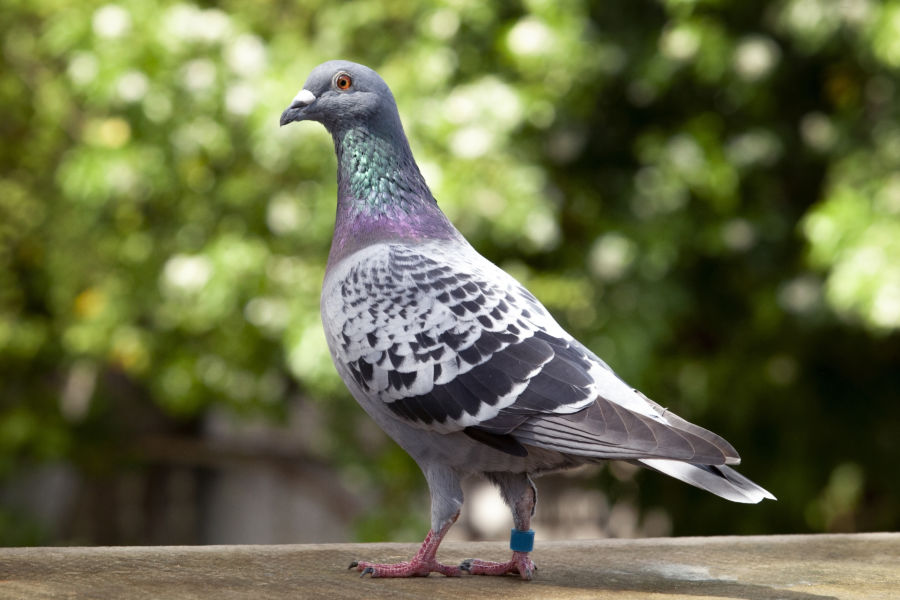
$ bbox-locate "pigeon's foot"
[460,551,536,580]
[349,515,461,578]
[349,558,461,578]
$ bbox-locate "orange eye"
[334,73,352,91]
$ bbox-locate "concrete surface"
[1,533,897,599]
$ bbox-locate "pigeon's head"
[279,60,399,133]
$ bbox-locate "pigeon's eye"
[334,73,353,91]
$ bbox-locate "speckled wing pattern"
[322,241,737,464]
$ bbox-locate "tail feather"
[639,458,776,504]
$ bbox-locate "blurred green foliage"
[2,0,899,544]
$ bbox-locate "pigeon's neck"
[328,123,458,265]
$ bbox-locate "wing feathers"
[508,398,731,464]
[637,391,742,464]
[327,243,750,469]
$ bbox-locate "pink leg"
[349,513,461,578]
[460,473,537,580]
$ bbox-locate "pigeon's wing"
[322,241,734,465]
[322,242,576,429]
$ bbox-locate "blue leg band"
[509,528,535,552]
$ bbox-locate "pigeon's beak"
[280,89,317,126]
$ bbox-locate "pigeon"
[280,60,775,580]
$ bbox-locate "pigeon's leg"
[350,465,463,578]
[461,472,537,580]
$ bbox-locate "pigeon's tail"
[638,459,776,504]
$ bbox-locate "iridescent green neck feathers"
[328,124,458,265]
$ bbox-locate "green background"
[2,0,899,545]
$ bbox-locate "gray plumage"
[281,60,774,579]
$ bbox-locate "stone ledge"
[1,533,897,599]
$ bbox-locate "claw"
[348,561,358,570]
[360,566,375,578]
